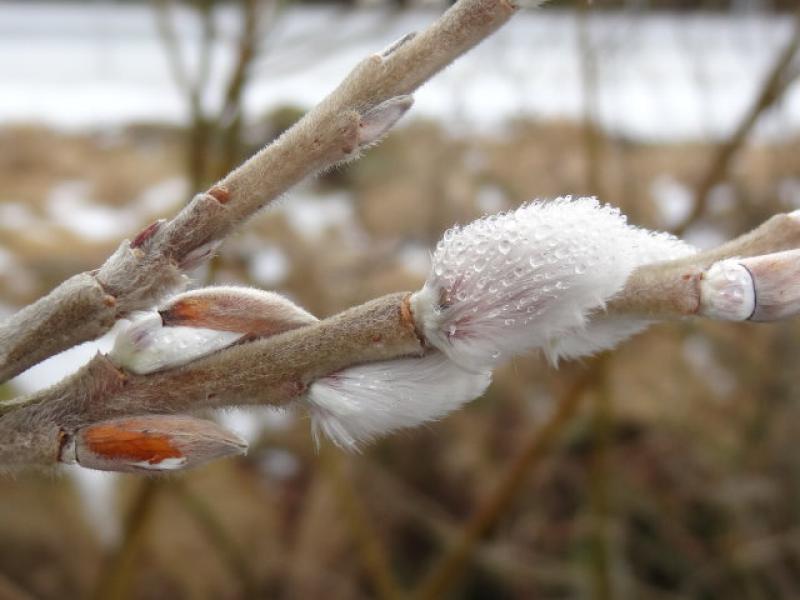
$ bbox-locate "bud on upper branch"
[110,286,317,374]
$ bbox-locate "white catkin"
[109,313,244,375]
[306,353,492,451]
[410,197,696,368]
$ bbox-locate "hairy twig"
[607,211,800,320]
[0,293,421,468]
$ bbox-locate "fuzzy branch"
[0,0,518,384]
[607,212,800,320]
[0,292,421,469]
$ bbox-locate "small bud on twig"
[160,286,317,335]
[743,249,800,322]
[110,286,317,374]
[358,96,414,147]
[379,32,417,58]
[700,260,756,321]
[67,416,247,473]
[410,197,695,368]
[700,250,800,322]
[306,352,491,451]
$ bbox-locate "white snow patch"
[684,223,729,250]
[475,184,509,215]
[216,407,295,445]
[9,323,122,394]
[258,448,300,480]
[136,176,187,217]
[0,5,798,142]
[64,465,121,547]
[651,174,694,229]
[398,243,430,278]
[280,189,355,239]
[0,202,40,230]
[682,334,735,398]
[778,178,800,210]
[249,245,289,286]
[47,180,134,242]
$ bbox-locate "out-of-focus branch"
[217,0,274,177]
[322,449,404,600]
[90,479,163,600]
[154,0,220,191]
[171,480,258,596]
[673,9,800,236]
[411,360,602,600]
[0,0,519,384]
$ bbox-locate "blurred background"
[1,0,800,598]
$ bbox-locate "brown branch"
[3,206,800,470]
[411,360,603,600]
[673,8,800,236]
[90,479,163,600]
[322,449,404,600]
[171,479,258,596]
[0,292,422,468]
[0,0,518,384]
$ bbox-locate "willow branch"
[672,8,800,236]
[0,0,518,384]
[0,292,422,468]
[607,212,800,320]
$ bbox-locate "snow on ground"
[0,2,799,142]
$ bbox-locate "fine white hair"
[306,352,491,451]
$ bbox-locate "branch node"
[207,185,231,204]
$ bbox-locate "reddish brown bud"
[71,416,247,473]
[159,286,317,337]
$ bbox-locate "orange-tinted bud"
[71,416,247,473]
[160,286,317,336]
